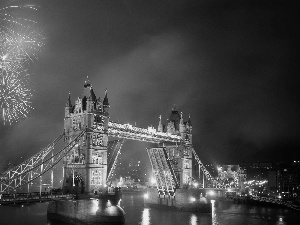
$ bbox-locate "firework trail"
[0,62,33,125]
[0,1,44,125]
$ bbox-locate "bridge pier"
[47,197,125,225]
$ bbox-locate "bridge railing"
[0,131,85,193]
[0,133,64,181]
[191,148,224,189]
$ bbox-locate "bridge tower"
[156,107,193,188]
[63,80,109,194]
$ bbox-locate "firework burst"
[0,62,33,125]
[0,1,44,125]
[0,2,44,63]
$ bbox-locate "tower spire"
[188,114,192,126]
[103,88,109,106]
[158,115,163,132]
[180,112,184,125]
[66,92,72,107]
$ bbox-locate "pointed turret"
[169,104,180,132]
[89,85,97,102]
[86,91,93,113]
[103,89,109,106]
[180,112,183,125]
[82,78,97,112]
[188,114,192,126]
[179,112,186,137]
[65,92,72,116]
[96,97,102,112]
[185,114,192,144]
[158,115,163,132]
[186,114,192,133]
[66,92,72,107]
[103,89,109,117]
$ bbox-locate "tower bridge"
[0,80,232,200]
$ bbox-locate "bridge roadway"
[0,192,74,205]
[108,122,182,143]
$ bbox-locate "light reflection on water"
[0,193,299,225]
[211,200,219,225]
[276,216,286,225]
[141,208,150,225]
[190,214,197,225]
[90,199,99,214]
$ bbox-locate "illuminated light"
[193,182,198,188]
[151,178,156,184]
[208,191,215,196]
[190,197,196,202]
[144,193,149,199]
[141,208,150,225]
[107,200,112,207]
[190,214,197,225]
[90,199,99,214]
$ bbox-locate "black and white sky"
[0,0,299,169]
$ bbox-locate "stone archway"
[74,173,85,194]
[64,173,85,194]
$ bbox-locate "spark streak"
[0,2,44,125]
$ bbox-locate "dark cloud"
[1,0,299,170]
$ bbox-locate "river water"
[0,192,299,225]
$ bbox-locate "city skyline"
[0,0,299,170]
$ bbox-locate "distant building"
[217,165,246,191]
[269,161,300,197]
[240,162,272,181]
[240,161,300,198]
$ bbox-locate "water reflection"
[141,208,150,225]
[189,214,197,225]
[211,200,219,225]
[91,199,99,214]
[276,216,286,225]
[2,193,300,225]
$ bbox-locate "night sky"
[0,0,299,171]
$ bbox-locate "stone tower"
[63,80,109,194]
[158,108,193,187]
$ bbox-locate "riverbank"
[232,195,300,211]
